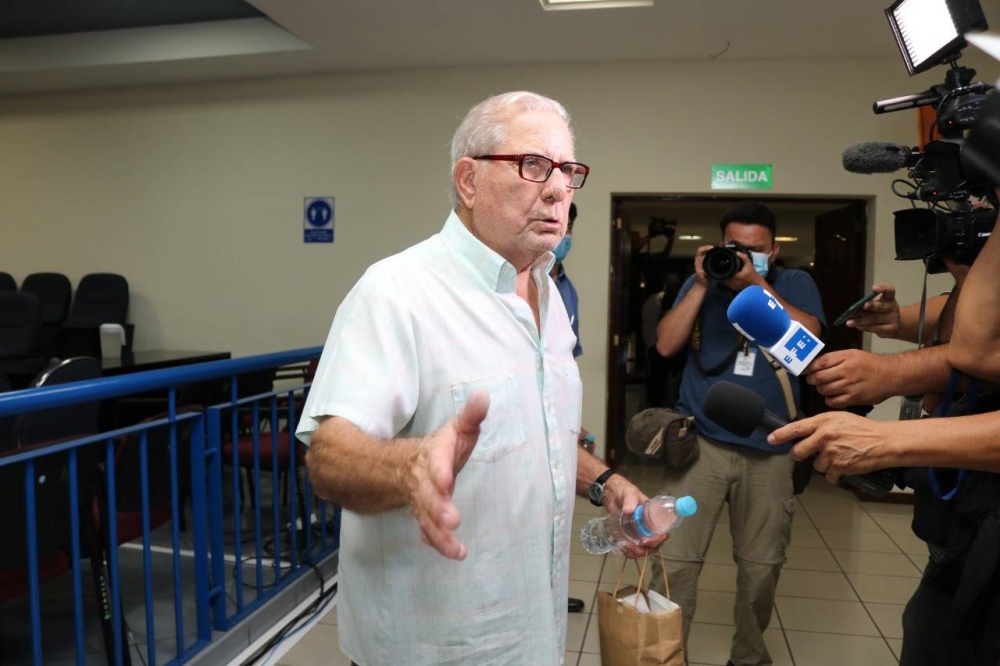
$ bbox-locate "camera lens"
[704,247,742,281]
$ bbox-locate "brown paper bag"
[596,551,685,666]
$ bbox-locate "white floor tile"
[776,569,859,601]
[784,546,842,572]
[831,550,922,577]
[686,622,734,665]
[789,526,826,549]
[775,597,879,636]
[820,529,902,553]
[566,612,589,653]
[568,579,599,612]
[865,602,905,640]
[570,553,605,583]
[577,653,601,666]
[317,603,338,627]
[703,538,735,565]
[276,623,351,666]
[800,507,882,532]
[889,532,930,557]
[695,564,738,593]
[692,590,781,629]
[785,630,898,666]
[581,613,600,654]
[870,514,916,536]
[846,573,920,605]
[886,637,904,660]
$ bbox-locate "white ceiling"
[4,0,997,96]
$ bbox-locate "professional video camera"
[841,0,998,272]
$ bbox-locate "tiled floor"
[277,467,921,665]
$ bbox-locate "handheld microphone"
[702,381,897,495]
[727,285,824,376]
[842,142,920,174]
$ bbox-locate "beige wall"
[2,55,997,448]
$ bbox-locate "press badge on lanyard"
[734,348,756,377]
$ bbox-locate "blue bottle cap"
[675,496,698,518]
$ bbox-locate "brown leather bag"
[625,408,699,470]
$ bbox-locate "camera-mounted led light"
[886,0,988,75]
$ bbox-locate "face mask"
[553,234,573,263]
[750,250,771,277]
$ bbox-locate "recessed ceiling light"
[775,236,798,242]
[539,0,653,10]
[677,235,703,241]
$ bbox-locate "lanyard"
[927,369,979,500]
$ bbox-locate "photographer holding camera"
[652,201,824,666]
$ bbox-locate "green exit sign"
[712,164,773,190]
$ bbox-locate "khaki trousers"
[650,434,795,666]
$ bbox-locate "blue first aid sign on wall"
[304,197,334,243]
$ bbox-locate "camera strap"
[691,271,779,377]
[899,263,934,420]
[927,369,977,501]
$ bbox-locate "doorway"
[605,195,869,468]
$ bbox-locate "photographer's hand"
[767,412,894,484]
[724,250,764,292]
[693,245,713,287]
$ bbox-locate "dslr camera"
[703,241,753,282]
[843,0,998,273]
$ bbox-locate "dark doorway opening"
[605,194,869,468]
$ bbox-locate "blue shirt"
[673,268,826,453]
[554,265,582,358]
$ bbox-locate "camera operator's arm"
[950,205,1000,380]
[805,345,953,408]
[656,245,711,357]
[726,253,823,337]
[768,410,1000,482]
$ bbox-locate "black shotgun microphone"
[842,141,919,174]
[703,381,784,436]
[702,381,897,495]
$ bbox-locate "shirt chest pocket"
[557,362,584,436]
[452,374,527,463]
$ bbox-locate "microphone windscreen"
[727,285,790,347]
[703,381,766,438]
[842,141,911,174]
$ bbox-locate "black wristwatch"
[588,469,617,507]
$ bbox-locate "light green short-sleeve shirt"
[298,212,583,665]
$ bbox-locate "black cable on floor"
[238,561,336,666]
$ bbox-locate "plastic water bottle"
[579,495,698,555]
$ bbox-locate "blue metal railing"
[0,346,339,666]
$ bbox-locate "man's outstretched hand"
[407,391,490,561]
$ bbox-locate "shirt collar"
[440,211,555,294]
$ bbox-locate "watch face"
[589,483,603,504]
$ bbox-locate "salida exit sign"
[711,164,773,190]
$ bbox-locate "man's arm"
[305,391,489,561]
[656,245,712,357]
[804,345,954,408]
[306,416,420,512]
[575,447,666,557]
[950,206,1000,379]
[768,410,1000,481]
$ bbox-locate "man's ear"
[771,242,781,261]
[454,158,478,208]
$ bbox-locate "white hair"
[449,91,574,208]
